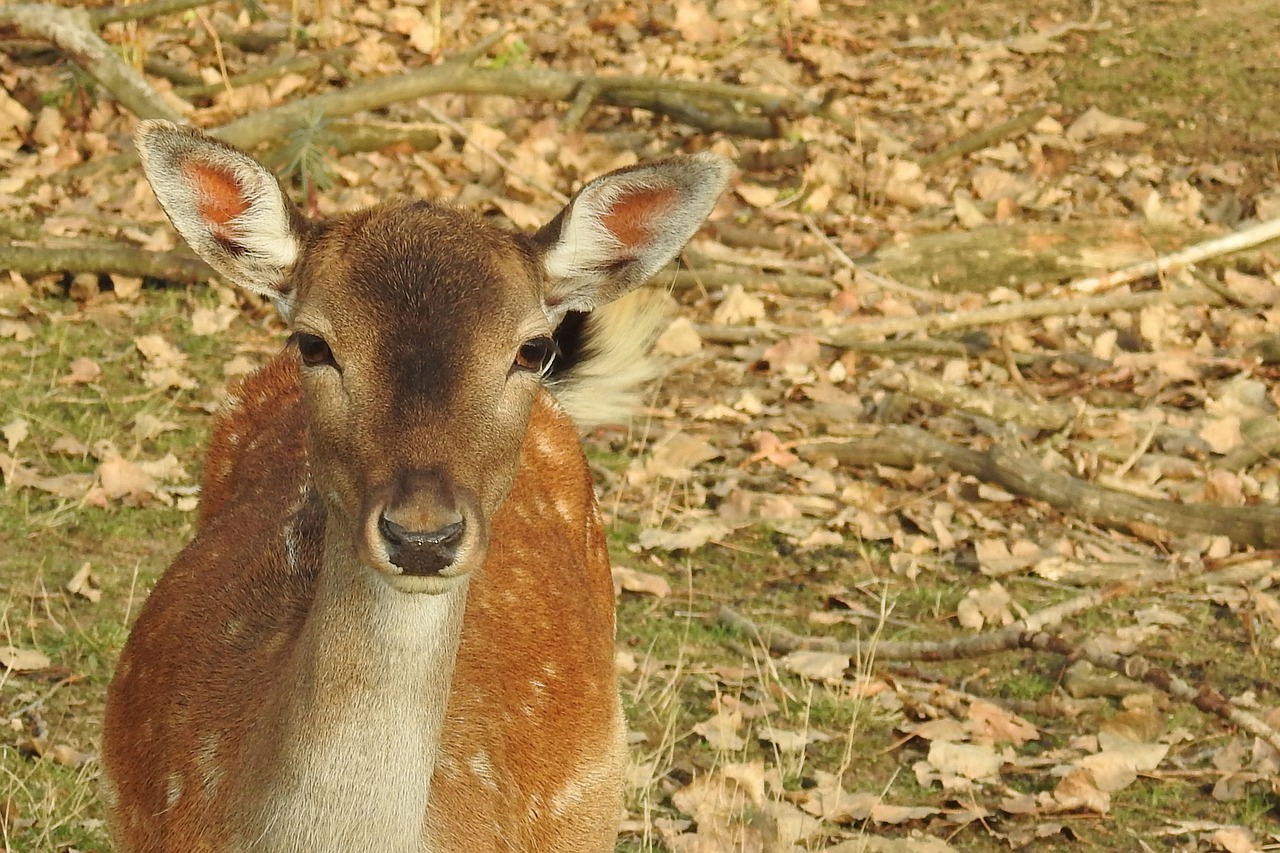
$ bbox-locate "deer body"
[103,122,730,852]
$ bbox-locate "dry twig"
[0,3,183,122]
[803,425,1280,548]
[1068,216,1280,294]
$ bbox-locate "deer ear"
[534,152,733,320]
[134,120,304,311]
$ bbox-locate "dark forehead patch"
[298,202,544,407]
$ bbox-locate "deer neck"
[243,511,468,853]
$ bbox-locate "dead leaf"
[1052,768,1110,813]
[49,434,88,457]
[1065,107,1148,142]
[59,357,101,385]
[134,413,180,441]
[637,520,735,552]
[643,432,720,480]
[0,646,50,672]
[759,724,829,752]
[96,456,159,505]
[3,418,29,452]
[956,581,1015,631]
[612,566,671,598]
[48,743,94,769]
[673,0,721,44]
[655,317,702,357]
[749,431,799,467]
[694,706,746,751]
[779,649,850,683]
[711,285,765,325]
[966,700,1038,746]
[735,183,779,208]
[926,740,1005,781]
[190,304,238,336]
[65,562,102,603]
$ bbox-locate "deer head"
[134,120,732,594]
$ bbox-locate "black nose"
[378,515,465,576]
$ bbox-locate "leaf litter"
[1,0,1279,850]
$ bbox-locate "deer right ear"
[134,120,304,310]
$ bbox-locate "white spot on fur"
[197,733,223,795]
[165,772,184,809]
[469,751,498,791]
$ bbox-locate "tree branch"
[0,4,184,123]
[803,425,1280,548]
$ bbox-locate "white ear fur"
[539,152,733,319]
[134,120,301,308]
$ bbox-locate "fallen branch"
[1,243,213,283]
[919,105,1050,170]
[1026,632,1280,755]
[0,4,184,122]
[665,266,832,298]
[823,284,1224,344]
[803,425,1280,548]
[174,50,347,99]
[211,64,792,151]
[878,366,1075,431]
[86,0,218,26]
[1068,216,1280,294]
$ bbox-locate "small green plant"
[487,38,529,70]
[272,112,339,211]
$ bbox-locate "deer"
[101,119,731,853]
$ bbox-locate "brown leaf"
[96,456,159,505]
[60,357,101,385]
[65,562,102,603]
[693,707,746,751]
[3,418,28,452]
[190,304,239,336]
[1065,107,1148,142]
[779,650,850,683]
[0,646,51,672]
[611,566,671,598]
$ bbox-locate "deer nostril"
[377,515,465,576]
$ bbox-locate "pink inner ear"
[602,186,677,248]
[183,162,249,228]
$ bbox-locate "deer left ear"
[533,152,733,321]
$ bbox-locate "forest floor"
[1,0,1279,850]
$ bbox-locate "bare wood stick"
[663,266,832,298]
[824,284,1223,345]
[1069,217,1280,294]
[807,426,1280,548]
[87,0,219,26]
[878,366,1074,431]
[0,243,213,283]
[1026,632,1280,755]
[802,215,943,302]
[211,65,786,151]
[0,4,184,123]
[918,105,1049,169]
[174,50,345,99]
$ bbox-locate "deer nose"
[377,514,465,576]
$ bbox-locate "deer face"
[134,120,731,594]
[285,206,554,590]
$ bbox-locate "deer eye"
[293,332,338,370]
[513,336,559,375]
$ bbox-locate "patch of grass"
[0,289,274,851]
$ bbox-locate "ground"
[0,0,1278,851]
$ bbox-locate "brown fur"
[106,121,729,853]
[104,356,621,851]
